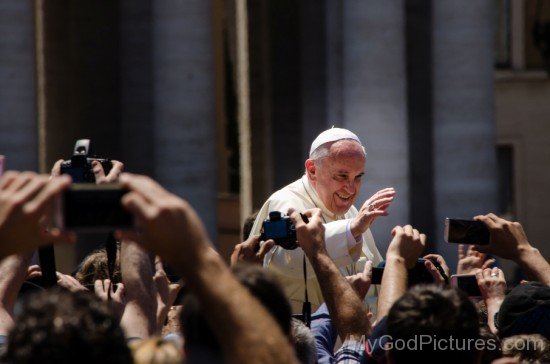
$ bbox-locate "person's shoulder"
[269,178,303,200]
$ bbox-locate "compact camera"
[53,183,134,233]
[261,211,298,250]
[60,139,112,183]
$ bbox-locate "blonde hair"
[130,337,183,364]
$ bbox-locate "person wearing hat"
[248,127,396,313]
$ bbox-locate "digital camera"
[53,183,134,233]
[60,139,112,183]
[261,211,298,250]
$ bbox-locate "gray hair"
[309,139,366,164]
[291,318,318,364]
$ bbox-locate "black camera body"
[261,211,298,250]
[60,139,111,183]
[54,183,134,233]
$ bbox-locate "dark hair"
[180,263,291,356]
[242,211,259,241]
[386,284,480,364]
[2,288,132,364]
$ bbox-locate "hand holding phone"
[444,218,490,245]
[450,274,482,298]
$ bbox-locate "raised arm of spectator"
[118,173,298,364]
[153,256,182,333]
[0,253,32,335]
[0,172,74,260]
[377,225,426,319]
[474,214,550,284]
[119,239,157,339]
[476,267,507,335]
[290,208,371,340]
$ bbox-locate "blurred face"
[306,140,366,215]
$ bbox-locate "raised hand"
[457,244,495,275]
[351,187,395,237]
[230,235,275,267]
[0,172,74,258]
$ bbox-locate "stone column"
[152,0,218,240]
[432,1,497,269]
[342,0,410,250]
[0,1,37,171]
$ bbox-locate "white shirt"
[249,175,383,312]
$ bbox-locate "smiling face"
[306,140,366,216]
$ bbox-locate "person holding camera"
[248,127,396,312]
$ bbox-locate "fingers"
[112,282,125,298]
[104,160,124,182]
[458,244,465,259]
[474,214,497,230]
[475,269,484,283]
[25,175,71,218]
[51,159,64,177]
[363,260,373,280]
[121,191,152,222]
[230,244,242,266]
[257,239,275,260]
[481,258,496,270]
[4,172,36,194]
[154,255,165,274]
[92,160,107,182]
[391,225,404,236]
[424,260,444,284]
[94,279,105,295]
[0,171,19,189]
[119,173,169,203]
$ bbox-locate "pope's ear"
[305,159,316,180]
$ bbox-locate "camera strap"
[302,253,311,328]
[105,232,117,300]
[38,244,58,287]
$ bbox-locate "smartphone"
[371,267,384,285]
[54,183,134,233]
[450,274,482,298]
[370,258,445,286]
[444,218,490,245]
[0,155,5,177]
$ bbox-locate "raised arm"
[0,254,32,335]
[119,240,157,339]
[290,208,371,340]
[376,225,426,319]
[474,213,550,284]
[118,173,298,364]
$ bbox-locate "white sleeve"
[265,219,360,279]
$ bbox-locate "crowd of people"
[0,128,548,363]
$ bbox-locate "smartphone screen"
[444,218,490,245]
[451,274,482,298]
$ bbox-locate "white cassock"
[249,174,383,313]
